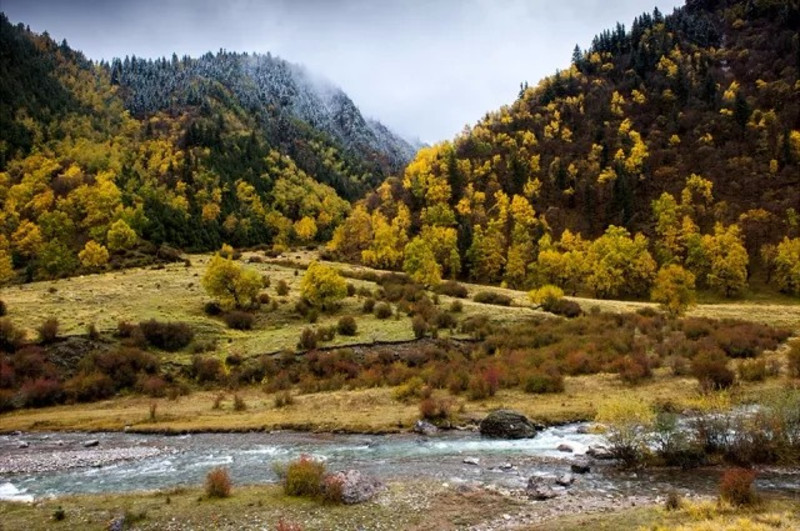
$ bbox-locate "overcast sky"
[2,0,683,143]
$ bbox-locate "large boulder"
[526,476,558,500]
[327,470,384,504]
[479,410,542,439]
[413,420,438,436]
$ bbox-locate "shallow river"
[1,424,798,503]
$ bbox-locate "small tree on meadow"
[650,264,696,317]
[300,261,347,311]
[78,240,110,269]
[202,246,262,310]
[403,236,441,287]
[106,219,138,251]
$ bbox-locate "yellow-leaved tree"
[702,223,749,297]
[650,264,696,317]
[300,261,347,310]
[403,236,442,287]
[202,247,263,310]
[106,219,138,251]
[78,240,110,269]
[0,249,13,285]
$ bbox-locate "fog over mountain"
[2,0,683,143]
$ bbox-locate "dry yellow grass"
[0,367,790,434]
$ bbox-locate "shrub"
[0,318,23,352]
[64,371,116,402]
[617,353,653,384]
[411,315,428,339]
[337,316,358,336]
[192,356,223,383]
[691,349,735,391]
[361,298,376,315]
[0,299,6,316]
[596,396,655,467]
[449,300,463,313]
[224,311,255,330]
[306,308,319,324]
[52,506,66,521]
[419,396,452,421]
[274,390,294,408]
[87,323,100,341]
[205,467,232,498]
[433,311,457,330]
[523,368,565,394]
[284,456,325,498]
[434,280,468,298]
[346,283,356,297]
[19,377,64,407]
[738,359,768,382]
[547,299,583,318]
[787,342,800,378]
[203,301,223,316]
[139,320,194,351]
[233,394,247,411]
[374,302,392,319]
[298,328,318,350]
[664,490,682,511]
[116,320,137,338]
[529,285,564,308]
[275,520,303,531]
[136,374,168,398]
[719,468,757,506]
[321,474,345,505]
[276,279,290,296]
[258,292,271,305]
[473,291,512,306]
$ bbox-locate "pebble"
[463,457,480,466]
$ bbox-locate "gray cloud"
[2,0,684,143]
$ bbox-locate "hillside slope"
[0,14,414,282]
[329,0,800,297]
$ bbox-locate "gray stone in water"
[587,445,613,460]
[413,420,438,436]
[555,473,575,487]
[18,441,29,449]
[327,470,383,504]
[526,476,558,500]
[463,457,480,466]
[479,410,542,439]
[571,463,591,474]
[557,443,574,453]
[498,462,514,470]
[83,439,100,448]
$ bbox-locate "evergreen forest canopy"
[328,0,800,299]
[0,13,414,282]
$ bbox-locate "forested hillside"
[329,0,800,298]
[0,13,414,283]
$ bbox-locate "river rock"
[413,420,438,436]
[557,443,574,453]
[587,445,613,460]
[327,470,383,504]
[83,439,100,448]
[108,515,125,531]
[463,457,480,466]
[479,410,542,439]
[570,463,591,474]
[555,473,574,486]
[17,442,29,449]
[526,476,558,500]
